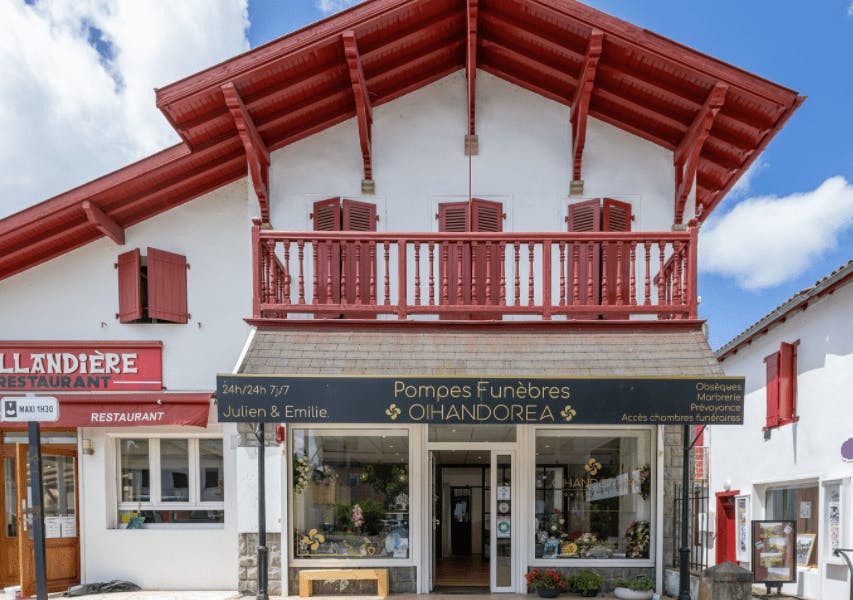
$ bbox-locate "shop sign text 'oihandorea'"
[0,342,163,391]
[216,375,745,425]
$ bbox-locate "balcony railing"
[251,222,698,321]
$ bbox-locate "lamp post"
[678,424,692,600]
[255,423,268,600]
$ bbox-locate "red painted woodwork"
[715,491,739,565]
[0,0,803,284]
[312,198,343,306]
[567,199,601,308]
[466,0,478,137]
[116,249,143,323]
[82,200,125,245]
[764,341,799,430]
[602,198,632,308]
[570,29,603,183]
[147,248,189,324]
[342,199,377,306]
[222,82,271,224]
[252,223,698,321]
[342,31,373,183]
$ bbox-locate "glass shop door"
[490,451,514,592]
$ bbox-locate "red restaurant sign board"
[0,341,162,391]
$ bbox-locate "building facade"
[0,0,802,596]
[709,262,853,600]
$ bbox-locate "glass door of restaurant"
[7,442,80,596]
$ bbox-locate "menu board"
[752,520,796,584]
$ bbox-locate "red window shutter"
[602,198,632,308]
[116,249,143,323]
[602,198,632,232]
[470,198,503,232]
[439,202,472,308]
[764,351,781,429]
[567,199,601,306]
[778,342,798,424]
[147,247,189,323]
[312,198,341,305]
[342,199,377,306]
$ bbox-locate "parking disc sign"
[1,396,60,422]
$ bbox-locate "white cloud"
[314,0,363,15]
[0,0,249,219]
[699,176,853,290]
[727,157,766,199]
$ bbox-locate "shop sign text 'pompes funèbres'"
[216,375,745,425]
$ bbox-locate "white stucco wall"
[709,280,853,600]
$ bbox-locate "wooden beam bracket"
[343,30,375,193]
[82,200,125,245]
[222,81,271,224]
[465,0,479,154]
[570,29,604,191]
[674,82,728,223]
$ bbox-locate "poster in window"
[828,501,841,551]
[735,495,750,563]
[799,501,812,519]
[795,533,816,567]
[752,520,796,584]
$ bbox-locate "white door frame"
[420,441,521,593]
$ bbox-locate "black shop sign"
[216,375,744,425]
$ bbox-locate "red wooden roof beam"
[466,0,478,139]
[342,30,374,190]
[570,29,603,186]
[81,200,125,245]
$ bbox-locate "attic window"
[116,248,189,324]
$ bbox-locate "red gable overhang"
[0,0,802,282]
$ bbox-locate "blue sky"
[2,0,851,350]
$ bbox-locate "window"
[311,198,377,315]
[534,429,653,561]
[116,437,223,526]
[767,483,818,567]
[437,198,504,316]
[292,428,409,559]
[116,247,189,324]
[567,198,633,307]
[764,341,798,430]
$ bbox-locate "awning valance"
[1,392,213,428]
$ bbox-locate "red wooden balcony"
[251,221,698,322]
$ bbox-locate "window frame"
[529,426,656,568]
[288,424,418,567]
[113,433,224,529]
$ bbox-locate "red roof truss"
[0,0,803,282]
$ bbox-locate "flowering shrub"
[525,568,569,591]
[625,519,650,558]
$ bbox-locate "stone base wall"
[287,566,417,595]
[239,533,282,595]
[663,424,689,569]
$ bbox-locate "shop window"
[534,429,653,561]
[764,341,798,430]
[292,428,410,559]
[116,437,223,527]
[767,483,819,567]
[116,247,189,324]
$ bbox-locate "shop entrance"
[0,431,80,597]
[426,426,516,593]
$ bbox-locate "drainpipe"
[678,424,691,600]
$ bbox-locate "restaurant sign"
[216,375,745,425]
[0,342,163,391]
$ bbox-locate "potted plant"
[525,568,569,598]
[613,575,655,600]
[570,569,602,597]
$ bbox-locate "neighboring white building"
[0,0,803,597]
[709,261,853,600]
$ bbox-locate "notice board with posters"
[752,520,796,584]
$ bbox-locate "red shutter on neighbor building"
[342,199,377,305]
[147,247,189,323]
[567,199,601,305]
[470,199,503,306]
[778,341,798,425]
[312,197,342,305]
[439,202,472,309]
[116,248,143,323]
[764,351,781,429]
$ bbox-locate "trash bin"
[4,585,22,600]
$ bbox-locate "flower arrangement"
[352,504,364,529]
[570,569,603,596]
[625,520,650,558]
[575,532,599,554]
[293,454,311,494]
[614,575,654,591]
[525,568,569,592]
